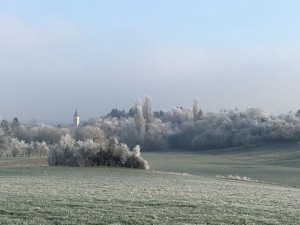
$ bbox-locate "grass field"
[143,144,300,187]
[0,145,299,225]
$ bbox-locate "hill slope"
[0,146,299,224]
[143,145,300,187]
[0,166,299,225]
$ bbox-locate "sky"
[0,0,300,124]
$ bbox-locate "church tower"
[73,109,80,127]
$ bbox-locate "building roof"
[74,109,78,117]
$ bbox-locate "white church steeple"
[73,109,80,127]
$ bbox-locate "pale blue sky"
[0,0,300,123]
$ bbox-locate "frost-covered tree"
[144,118,170,151]
[295,109,300,118]
[74,125,105,146]
[163,107,193,125]
[35,141,49,158]
[0,128,7,156]
[0,120,13,156]
[118,118,140,149]
[134,99,145,146]
[31,124,69,144]
[142,96,154,125]
[59,134,75,150]
[134,100,144,131]
[100,117,121,137]
[0,120,12,135]
[48,134,79,166]
[25,142,35,157]
[10,138,26,157]
[193,97,202,121]
[12,124,30,143]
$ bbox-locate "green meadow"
[0,145,299,225]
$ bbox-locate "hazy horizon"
[1,1,300,124]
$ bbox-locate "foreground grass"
[0,164,299,225]
[1,146,300,224]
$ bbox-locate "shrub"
[48,135,149,170]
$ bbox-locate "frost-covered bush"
[91,138,149,169]
[35,141,49,158]
[10,138,26,157]
[125,153,150,170]
[48,135,149,170]
[48,135,83,166]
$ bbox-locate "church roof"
[74,109,78,117]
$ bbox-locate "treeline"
[93,97,300,151]
[1,96,300,161]
[0,118,149,169]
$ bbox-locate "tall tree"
[0,120,13,154]
[143,96,153,131]
[193,97,201,121]
[134,99,145,147]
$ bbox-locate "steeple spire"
[74,109,78,117]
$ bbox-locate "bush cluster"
[48,135,149,170]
